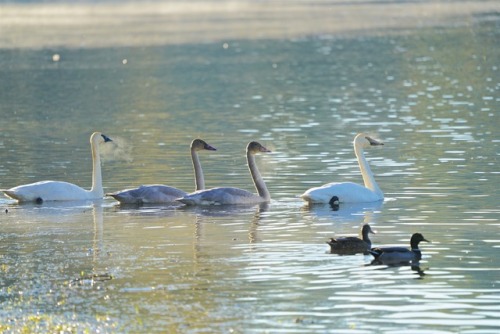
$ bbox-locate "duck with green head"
[369,233,430,265]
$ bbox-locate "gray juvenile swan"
[107,139,216,204]
[177,141,271,205]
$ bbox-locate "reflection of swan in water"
[302,201,382,254]
[107,139,216,204]
[4,199,106,216]
[1,132,113,203]
[191,203,267,265]
[301,133,384,205]
[303,200,383,221]
[91,203,104,268]
[71,202,112,286]
[178,142,271,206]
[181,202,269,217]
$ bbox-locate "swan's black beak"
[204,143,217,151]
[101,134,113,143]
[366,136,383,146]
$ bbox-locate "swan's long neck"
[90,138,104,197]
[247,152,270,201]
[354,143,382,196]
[191,149,205,191]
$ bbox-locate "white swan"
[301,133,384,204]
[1,132,112,203]
[107,139,216,204]
[177,141,271,205]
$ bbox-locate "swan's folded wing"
[108,185,187,204]
[178,187,260,205]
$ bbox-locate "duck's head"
[247,141,271,154]
[410,233,430,249]
[361,224,376,236]
[354,133,383,148]
[191,139,217,151]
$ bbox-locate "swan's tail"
[176,197,195,206]
[106,192,140,204]
[300,192,314,203]
[106,192,122,200]
[1,189,25,202]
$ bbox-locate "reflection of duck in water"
[369,233,430,265]
[327,224,375,255]
[411,264,426,279]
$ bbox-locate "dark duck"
[369,233,430,265]
[327,224,376,254]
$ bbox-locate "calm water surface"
[0,8,499,334]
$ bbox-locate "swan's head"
[247,141,271,155]
[191,139,217,151]
[91,132,113,144]
[354,133,383,148]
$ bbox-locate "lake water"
[0,1,499,333]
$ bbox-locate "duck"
[1,132,112,203]
[177,141,271,205]
[327,224,376,254]
[301,133,384,205]
[369,233,430,264]
[107,139,216,204]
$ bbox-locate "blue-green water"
[0,3,499,333]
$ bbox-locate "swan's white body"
[178,141,271,206]
[107,139,216,204]
[301,133,384,204]
[1,132,112,203]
